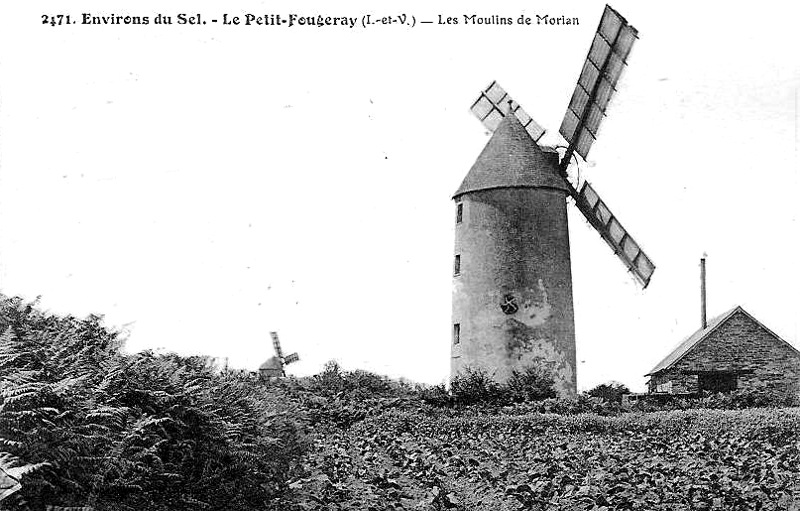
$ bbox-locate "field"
[1,296,798,510]
[285,402,800,511]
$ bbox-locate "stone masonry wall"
[649,372,697,394]
[666,310,800,396]
[451,187,576,396]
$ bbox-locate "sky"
[0,1,798,392]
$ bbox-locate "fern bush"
[0,295,307,510]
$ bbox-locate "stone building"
[646,306,800,395]
[451,112,576,396]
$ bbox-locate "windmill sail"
[270,332,284,360]
[575,181,655,287]
[560,5,638,162]
[470,81,546,142]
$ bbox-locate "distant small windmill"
[452,5,654,396]
[259,331,300,378]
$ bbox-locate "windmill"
[451,5,653,397]
[259,331,300,378]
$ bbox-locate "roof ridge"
[734,306,800,357]
[645,305,742,376]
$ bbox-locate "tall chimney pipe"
[700,253,707,329]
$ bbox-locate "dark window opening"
[456,203,463,224]
[453,254,461,276]
[453,323,460,345]
[500,294,519,315]
[698,372,737,393]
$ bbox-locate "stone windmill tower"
[451,5,654,396]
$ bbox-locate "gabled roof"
[646,305,800,376]
[453,112,567,199]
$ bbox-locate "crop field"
[287,406,800,511]
[2,297,798,510]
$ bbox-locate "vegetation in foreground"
[0,296,305,510]
[276,363,800,511]
[1,295,799,510]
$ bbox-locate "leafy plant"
[285,405,800,510]
[421,364,556,407]
[505,364,557,402]
[449,367,503,406]
[586,381,630,404]
[415,382,451,407]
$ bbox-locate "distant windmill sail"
[270,332,284,360]
[265,331,300,377]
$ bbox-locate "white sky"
[0,1,798,392]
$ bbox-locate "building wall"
[648,371,696,394]
[451,187,576,396]
[654,311,800,395]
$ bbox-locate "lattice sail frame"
[270,332,284,360]
[559,5,638,161]
[467,8,653,288]
[575,181,655,287]
[270,331,299,371]
[470,81,546,143]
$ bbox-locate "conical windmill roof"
[454,113,567,199]
[259,356,283,370]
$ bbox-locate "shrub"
[629,388,800,412]
[586,381,630,404]
[343,369,415,400]
[0,294,308,510]
[416,382,451,407]
[440,363,557,407]
[505,364,557,402]
[312,359,346,396]
[304,361,415,401]
[449,367,503,406]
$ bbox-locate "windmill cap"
[453,112,567,199]
[259,356,282,370]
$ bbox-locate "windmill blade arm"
[270,332,284,359]
[559,5,638,167]
[575,181,655,288]
[470,80,546,142]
